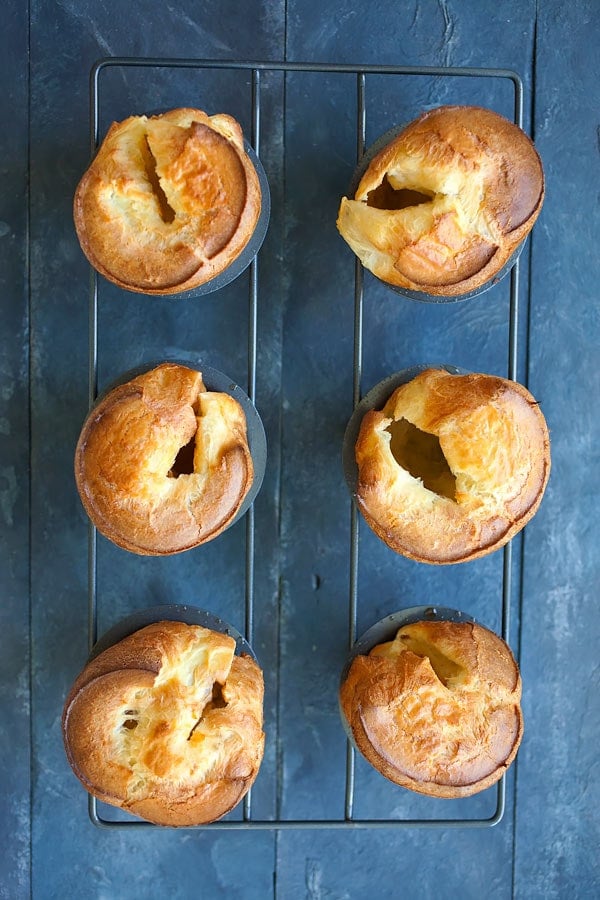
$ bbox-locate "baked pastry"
[337,105,544,296]
[74,108,262,293]
[62,620,265,825]
[340,618,523,798]
[354,367,550,564]
[75,363,254,554]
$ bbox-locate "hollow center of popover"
[167,393,202,478]
[188,681,229,739]
[386,417,456,500]
[140,134,177,224]
[395,633,465,687]
[170,434,197,477]
[366,175,433,211]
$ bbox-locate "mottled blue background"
[1,2,599,898]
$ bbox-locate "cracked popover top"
[337,105,544,296]
[74,108,261,293]
[74,363,254,555]
[354,368,550,563]
[340,619,523,798]
[62,620,265,825]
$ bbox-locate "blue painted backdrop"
[1,2,598,898]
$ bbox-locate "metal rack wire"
[85,57,524,829]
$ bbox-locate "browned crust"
[340,620,523,798]
[62,621,265,826]
[336,105,544,295]
[354,368,551,564]
[74,363,254,555]
[73,108,262,294]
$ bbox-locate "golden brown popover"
[340,618,522,797]
[337,106,544,296]
[74,108,262,293]
[75,363,254,555]
[354,368,550,563]
[63,620,265,826]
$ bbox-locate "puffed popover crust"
[75,363,254,555]
[62,620,265,826]
[355,368,550,564]
[340,619,523,798]
[337,105,544,295]
[74,108,261,293]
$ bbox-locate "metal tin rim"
[88,603,257,663]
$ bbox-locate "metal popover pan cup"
[346,123,525,304]
[86,356,267,533]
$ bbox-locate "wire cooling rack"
[85,57,525,829]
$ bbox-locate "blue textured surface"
[1,1,599,898]
[0,4,30,899]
